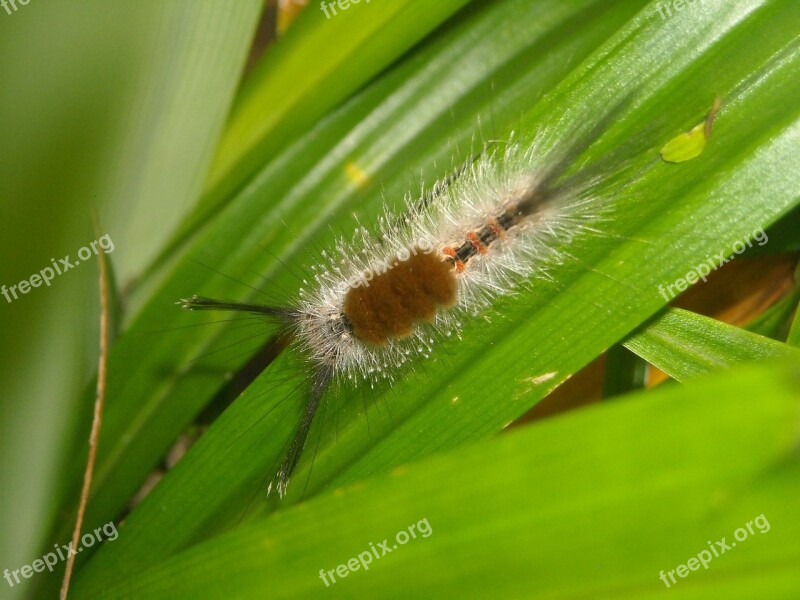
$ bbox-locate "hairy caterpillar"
[181,118,625,498]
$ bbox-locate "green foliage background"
[0,0,798,598]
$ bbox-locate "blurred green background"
[1,1,798,598]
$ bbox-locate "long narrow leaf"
[73,361,800,599]
[623,307,800,381]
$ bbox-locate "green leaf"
[58,0,650,561]
[153,0,473,274]
[0,2,261,594]
[623,307,800,381]
[659,97,721,163]
[101,1,264,284]
[21,0,800,590]
[72,361,800,599]
[787,304,800,348]
[602,345,647,398]
[745,280,800,340]
[787,263,800,347]
[64,0,800,590]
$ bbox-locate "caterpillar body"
[181,131,613,497]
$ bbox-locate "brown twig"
[60,215,110,600]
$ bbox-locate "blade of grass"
[603,345,648,398]
[73,361,800,599]
[745,277,800,340]
[787,263,800,347]
[100,1,264,285]
[148,0,473,282]
[70,0,800,583]
[623,307,800,381]
[0,2,259,593]
[787,308,800,347]
[56,0,646,561]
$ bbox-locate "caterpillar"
[180,116,626,498]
